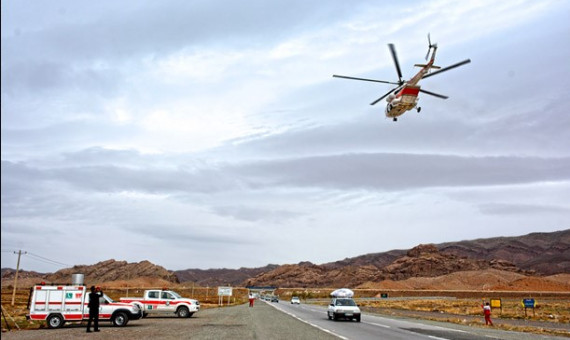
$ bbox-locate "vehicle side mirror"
[329,303,334,306]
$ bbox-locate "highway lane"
[266,300,566,340]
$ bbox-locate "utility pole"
[126,267,130,297]
[11,250,27,306]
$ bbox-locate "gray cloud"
[479,203,569,215]
[3,153,568,197]
[231,154,570,191]
[211,205,301,223]
[122,223,253,246]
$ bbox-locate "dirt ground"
[363,306,570,337]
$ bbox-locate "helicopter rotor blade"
[419,88,448,99]
[422,59,471,79]
[425,33,431,60]
[370,85,404,106]
[332,75,400,85]
[388,44,403,84]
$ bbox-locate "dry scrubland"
[3,285,570,337]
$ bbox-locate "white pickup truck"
[120,290,200,318]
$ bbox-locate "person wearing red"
[248,294,255,307]
[481,302,493,326]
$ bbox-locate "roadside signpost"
[218,286,232,306]
[490,298,502,314]
[522,298,536,316]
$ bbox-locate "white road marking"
[368,314,468,333]
[265,301,348,340]
[427,336,450,340]
[365,321,391,328]
[428,324,469,333]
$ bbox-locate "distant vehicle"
[333,34,471,121]
[290,296,301,304]
[270,296,279,303]
[120,289,200,318]
[327,298,361,322]
[27,283,142,329]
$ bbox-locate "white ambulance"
[27,283,143,329]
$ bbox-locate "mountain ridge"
[2,229,568,288]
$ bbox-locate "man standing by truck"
[87,286,103,332]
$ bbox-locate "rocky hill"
[437,229,570,275]
[243,244,534,288]
[174,265,279,287]
[46,259,179,284]
[1,259,178,288]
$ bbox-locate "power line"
[25,255,67,268]
[1,249,70,268]
[27,252,70,267]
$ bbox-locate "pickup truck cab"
[120,290,200,318]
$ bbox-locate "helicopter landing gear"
[417,107,422,113]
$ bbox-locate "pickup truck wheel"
[47,314,64,329]
[112,311,129,327]
[177,306,190,318]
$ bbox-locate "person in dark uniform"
[87,286,103,332]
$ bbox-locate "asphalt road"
[2,300,568,339]
[271,300,569,340]
[1,301,338,340]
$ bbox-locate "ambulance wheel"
[177,306,190,318]
[112,311,129,327]
[47,314,64,329]
[142,312,149,318]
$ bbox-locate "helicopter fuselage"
[385,86,420,118]
[385,47,437,119]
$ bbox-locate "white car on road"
[290,296,300,304]
[327,298,361,322]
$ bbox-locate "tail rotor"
[425,33,436,60]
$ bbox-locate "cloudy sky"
[2,0,569,273]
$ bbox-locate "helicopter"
[333,34,471,121]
